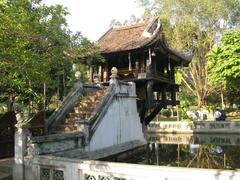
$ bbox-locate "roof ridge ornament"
[109,15,146,28]
[142,17,161,38]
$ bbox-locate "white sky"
[41,0,144,42]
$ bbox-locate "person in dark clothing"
[214,107,226,121]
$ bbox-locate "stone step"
[64,118,77,124]
[0,164,13,180]
[69,112,92,119]
[0,173,12,180]
[55,124,76,132]
[52,130,79,134]
[79,99,100,105]
[52,88,108,134]
[73,107,94,114]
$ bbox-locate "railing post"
[14,113,30,180]
[14,114,30,164]
[76,120,90,145]
[109,67,118,85]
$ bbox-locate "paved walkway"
[0,158,14,180]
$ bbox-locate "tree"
[138,0,240,107]
[0,0,102,113]
[207,30,240,106]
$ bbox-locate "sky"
[41,0,144,41]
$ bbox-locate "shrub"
[161,109,171,118]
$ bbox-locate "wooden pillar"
[146,48,152,76]
[162,88,167,108]
[103,64,108,82]
[98,65,102,82]
[128,53,132,71]
[135,61,139,78]
[170,62,175,82]
[167,54,171,79]
[147,80,154,109]
[171,87,176,106]
[89,66,93,82]
[140,60,145,73]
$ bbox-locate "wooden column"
[170,62,175,82]
[128,53,132,71]
[162,88,167,108]
[103,64,108,82]
[135,61,139,78]
[167,54,171,79]
[171,87,177,106]
[98,65,102,82]
[147,80,154,109]
[89,66,93,82]
[146,48,152,76]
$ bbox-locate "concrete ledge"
[52,140,146,159]
[31,131,83,143]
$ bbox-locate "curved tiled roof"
[97,19,161,54]
[97,18,192,65]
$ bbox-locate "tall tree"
[208,30,240,106]
[0,0,102,113]
[138,0,240,107]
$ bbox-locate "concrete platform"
[52,140,146,159]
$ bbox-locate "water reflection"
[144,133,240,170]
[103,134,240,170]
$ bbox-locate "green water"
[125,134,240,170]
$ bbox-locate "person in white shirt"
[214,107,222,121]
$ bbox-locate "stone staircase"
[53,88,107,133]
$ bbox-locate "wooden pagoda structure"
[88,17,191,124]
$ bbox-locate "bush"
[161,109,171,118]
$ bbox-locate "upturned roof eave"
[99,30,161,56]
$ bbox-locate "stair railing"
[46,80,84,134]
[88,84,116,138]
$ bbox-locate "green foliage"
[207,30,240,104]
[0,0,102,113]
[161,109,171,118]
[208,31,240,81]
[137,0,240,107]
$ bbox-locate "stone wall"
[87,81,146,151]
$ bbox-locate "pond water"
[119,133,240,170]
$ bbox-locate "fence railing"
[24,155,240,180]
[46,81,84,133]
[148,121,240,134]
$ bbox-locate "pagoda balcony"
[116,67,175,84]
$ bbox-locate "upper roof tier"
[97,17,192,66]
[97,18,160,53]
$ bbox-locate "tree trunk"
[7,94,14,112]
[197,93,206,108]
[221,90,225,109]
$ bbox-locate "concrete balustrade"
[148,121,240,134]
[27,132,84,155]
[24,155,240,180]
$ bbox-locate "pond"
[117,133,240,170]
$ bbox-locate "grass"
[227,116,240,121]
